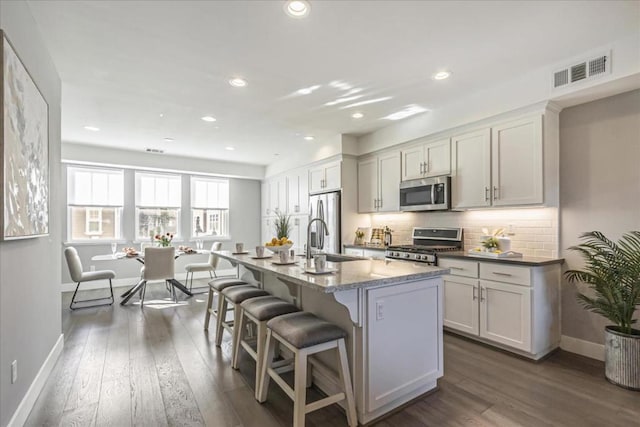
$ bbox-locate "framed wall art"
[1,30,49,240]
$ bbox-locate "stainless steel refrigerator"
[308,191,341,254]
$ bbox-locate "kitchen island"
[215,251,449,424]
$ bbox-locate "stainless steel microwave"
[399,176,451,211]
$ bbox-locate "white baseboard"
[560,335,605,361]
[60,269,237,292]
[8,334,64,427]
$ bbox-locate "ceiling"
[28,1,640,165]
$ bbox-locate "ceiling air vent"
[145,148,164,154]
[552,51,610,89]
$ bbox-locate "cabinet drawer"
[438,258,478,278]
[480,263,530,286]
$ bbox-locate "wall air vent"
[552,51,610,89]
[145,148,164,154]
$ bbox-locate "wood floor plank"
[160,309,243,427]
[130,355,168,427]
[95,377,132,427]
[63,327,109,412]
[59,402,98,427]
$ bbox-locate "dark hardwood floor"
[25,282,640,426]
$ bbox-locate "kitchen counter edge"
[437,251,564,266]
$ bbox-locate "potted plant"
[274,210,292,239]
[565,231,640,390]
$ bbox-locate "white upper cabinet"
[286,168,309,214]
[491,116,543,206]
[452,115,544,209]
[268,176,286,214]
[358,151,401,213]
[401,138,451,181]
[451,128,492,209]
[358,158,378,213]
[309,160,341,193]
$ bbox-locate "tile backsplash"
[364,207,558,258]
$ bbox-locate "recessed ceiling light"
[304,135,315,141]
[351,112,364,119]
[201,116,217,122]
[433,70,451,80]
[163,137,175,142]
[225,146,235,151]
[83,126,100,132]
[284,0,310,18]
[159,113,164,118]
[229,77,247,87]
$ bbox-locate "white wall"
[559,89,640,345]
[0,3,63,426]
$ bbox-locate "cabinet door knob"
[419,162,424,174]
[493,186,499,200]
[473,287,478,300]
[485,187,490,202]
[480,287,486,302]
[424,162,429,173]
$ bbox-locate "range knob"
[404,253,410,259]
[414,254,421,260]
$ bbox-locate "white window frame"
[135,171,182,240]
[67,165,124,242]
[190,176,230,239]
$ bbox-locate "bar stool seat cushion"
[222,285,269,304]
[209,277,248,291]
[267,312,347,349]
[241,296,299,321]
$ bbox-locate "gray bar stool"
[216,285,270,347]
[231,296,300,398]
[257,312,357,427]
[204,277,249,331]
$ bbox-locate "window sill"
[191,236,231,242]
[64,239,128,246]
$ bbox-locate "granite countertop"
[343,243,387,250]
[437,251,564,266]
[215,250,449,293]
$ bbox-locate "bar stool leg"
[215,296,228,347]
[337,339,358,427]
[258,329,276,402]
[254,321,268,399]
[293,350,309,427]
[204,287,214,330]
[232,308,246,369]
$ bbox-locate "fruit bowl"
[266,243,293,254]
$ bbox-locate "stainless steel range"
[385,227,463,265]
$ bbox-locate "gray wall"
[559,89,640,344]
[0,3,63,426]
[60,163,261,284]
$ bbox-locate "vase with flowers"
[155,232,174,247]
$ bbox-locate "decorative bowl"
[266,243,293,254]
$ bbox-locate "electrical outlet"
[507,224,515,236]
[376,300,384,320]
[90,265,96,272]
[11,360,17,384]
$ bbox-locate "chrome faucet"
[306,218,329,260]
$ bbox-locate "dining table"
[91,249,210,305]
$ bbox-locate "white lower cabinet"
[479,279,531,351]
[439,257,560,359]
[443,275,479,335]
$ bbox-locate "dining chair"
[184,241,222,290]
[64,246,116,310]
[140,246,176,307]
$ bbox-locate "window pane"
[191,177,229,209]
[136,172,181,207]
[69,206,121,240]
[68,166,123,206]
[136,208,180,240]
[192,208,228,237]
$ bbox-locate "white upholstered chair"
[184,241,222,290]
[64,246,116,310]
[140,247,176,307]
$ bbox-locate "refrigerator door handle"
[318,199,325,249]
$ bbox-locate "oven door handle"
[431,185,435,205]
